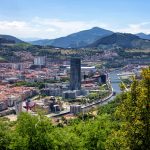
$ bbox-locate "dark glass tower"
[70,57,81,90]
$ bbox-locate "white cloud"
[114,22,150,34]
[0,20,39,37]
[0,17,150,39]
[0,21,26,29]
[0,17,109,39]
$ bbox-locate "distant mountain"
[0,35,24,44]
[31,39,53,46]
[136,33,150,40]
[88,33,150,49]
[20,37,43,42]
[30,27,113,48]
[0,38,15,44]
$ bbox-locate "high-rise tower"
[70,57,81,90]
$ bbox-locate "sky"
[0,0,150,39]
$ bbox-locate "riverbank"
[50,73,120,118]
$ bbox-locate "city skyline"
[0,0,150,39]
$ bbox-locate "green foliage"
[10,113,53,150]
[98,94,122,116]
[80,114,112,150]
[14,43,32,48]
[106,67,150,150]
[0,68,149,149]
[88,92,99,100]
[50,128,82,150]
[88,86,110,103]
[60,77,69,82]
[15,81,45,89]
[121,78,132,85]
[0,120,11,150]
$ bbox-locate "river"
[50,70,123,117]
[89,70,122,106]
[109,70,122,94]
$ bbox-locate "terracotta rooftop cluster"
[0,85,36,102]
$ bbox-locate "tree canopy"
[0,67,149,150]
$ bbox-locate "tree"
[10,112,54,150]
[106,67,150,150]
[0,120,11,150]
[50,127,82,150]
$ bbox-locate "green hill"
[88,33,150,49]
[0,35,24,44]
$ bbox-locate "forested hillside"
[0,67,149,150]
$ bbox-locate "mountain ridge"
[30,27,113,48]
[0,34,24,44]
[1,28,150,49]
[136,33,150,40]
[88,33,150,49]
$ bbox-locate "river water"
[51,70,123,116]
[99,70,122,105]
[108,70,122,94]
[81,70,122,110]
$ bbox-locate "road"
[49,78,115,118]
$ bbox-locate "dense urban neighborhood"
[0,0,150,149]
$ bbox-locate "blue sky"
[0,0,150,39]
